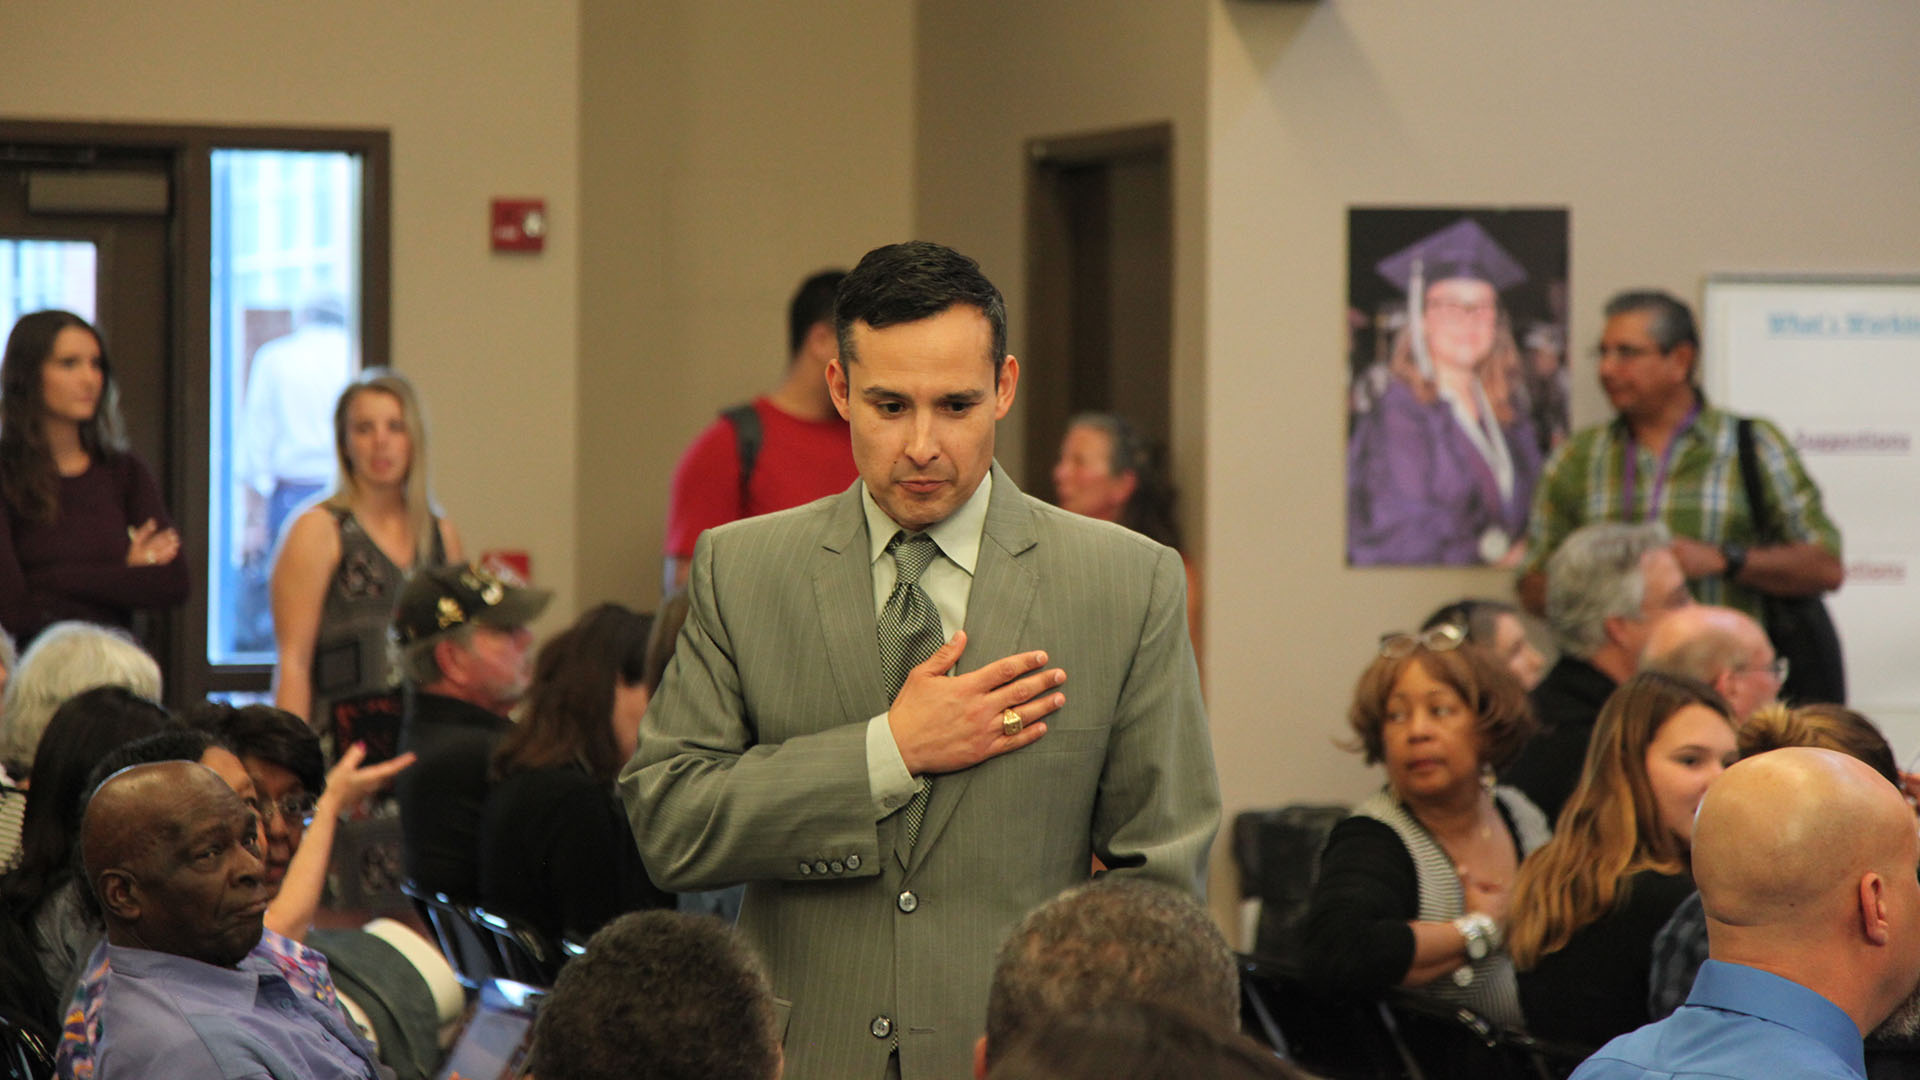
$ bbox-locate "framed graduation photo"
[1345,207,1570,567]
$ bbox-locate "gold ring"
[1000,709,1023,737]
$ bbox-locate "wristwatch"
[1453,912,1500,961]
[1720,542,1749,581]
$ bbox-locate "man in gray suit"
[621,240,1219,1080]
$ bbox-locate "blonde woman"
[1509,671,1737,1048]
[270,369,462,734]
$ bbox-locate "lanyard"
[1622,402,1700,522]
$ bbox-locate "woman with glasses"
[1507,671,1737,1049]
[1347,220,1544,567]
[185,702,414,940]
[1302,625,1546,1029]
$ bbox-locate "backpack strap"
[1734,417,1778,542]
[721,403,763,511]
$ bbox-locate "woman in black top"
[479,604,672,942]
[1508,672,1738,1049]
[1303,624,1546,1030]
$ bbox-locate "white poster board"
[1704,276,1920,746]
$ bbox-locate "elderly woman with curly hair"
[1303,624,1545,1029]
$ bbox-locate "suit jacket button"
[870,1015,893,1039]
[897,890,919,913]
[813,860,830,875]
[846,853,861,870]
[830,860,845,874]
[799,862,812,875]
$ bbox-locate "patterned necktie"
[878,531,942,849]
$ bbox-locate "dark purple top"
[1347,379,1543,566]
[0,454,189,643]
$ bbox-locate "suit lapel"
[906,464,1038,876]
[813,483,886,727]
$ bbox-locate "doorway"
[1022,123,1173,500]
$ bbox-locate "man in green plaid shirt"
[1518,290,1842,631]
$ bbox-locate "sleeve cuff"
[866,713,918,817]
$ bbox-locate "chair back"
[398,879,497,989]
[1233,804,1349,963]
[0,1011,51,1080]
[468,906,564,988]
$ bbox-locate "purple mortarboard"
[1376,217,1527,294]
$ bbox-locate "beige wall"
[914,1,1211,513]
[575,0,916,613]
[0,0,584,634]
[1205,0,1920,923]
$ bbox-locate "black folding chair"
[0,1011,52,1080]
[469,906,565,988]
[398,878,497,990]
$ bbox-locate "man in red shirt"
[662,269,856,592]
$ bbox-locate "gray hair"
[1604,290,1699,353]
[394,623,474,686]
[1545,522,1672,658]
[984,879,1237,1068]
[0,622,162,779]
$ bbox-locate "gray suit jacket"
[620,465,1219,1080]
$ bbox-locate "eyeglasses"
[1589,343,1664,362]
[1378,623,1467,658]
[1741,656,1790,683]
[249,792,320,826]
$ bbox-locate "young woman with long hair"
[270,368,462,733]
[1509,670,1738,1048]
[0,311,187,646]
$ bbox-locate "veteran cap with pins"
[390,562,552,647]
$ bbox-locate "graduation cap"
[1376,217,1528,294]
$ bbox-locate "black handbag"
[1735,418,1847,704]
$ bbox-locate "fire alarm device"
[491,198,547,253]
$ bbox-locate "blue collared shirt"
[1573,959,1865,1080]
[92,938,383,1080]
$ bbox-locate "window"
[207,149,364,665]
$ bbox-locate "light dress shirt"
[65,928,383,1080]
[1572,959,1865,1080]
[860,471,994,817]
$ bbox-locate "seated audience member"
[392,563,550,900]
[1504,523,1691,823]
[986,1000,1303,1080]
[1422,597,1548,691]
[0,624,22,856]
[1509,672,1737,1049]
[61,719,436,1080]
[77,761,387,1079]
[1640,603,1785,723]
[187,702,417,940]
[0,621,162,867]
[529,909,779,1080]
[1572,747,1920,1080]
[0,687,173,1040]
[480,604,673,942]
[1648,702,1902,1021]
[978,878,1239,1077]
[1302,627,1545,1031]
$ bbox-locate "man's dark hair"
[787,269,847,358]
[183,701,326,796]
[84,729,220,796]
[834,241,1007,377]
[984,879,1238,1068]
[531,910,779,1080]
[1605,289,1699,355]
